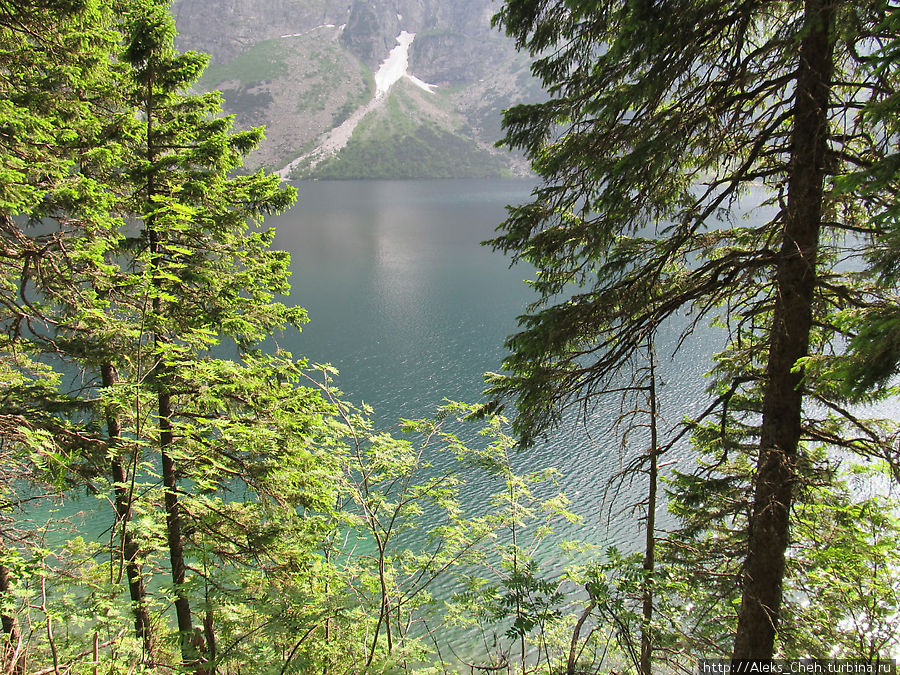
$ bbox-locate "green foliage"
[329,73,373,126]
[307,84,513,180]
[0,0,497,670]
[487,0,899,446]
[488,0,900,662]
[815,306,900,402]
[784,470,900,659]
[661,453,900,662]
[3,0,900,671]
[312,123,512,179]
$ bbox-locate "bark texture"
[159,391,195,650]
[732,0,836,658]
[0,562,24,674]
[640,344,659,675]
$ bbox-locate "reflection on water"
[271,179,541,420]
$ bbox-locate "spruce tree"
[827,10,900,406]
[115,0,300,664]
[1,0,126,667]
[3,0,325,668]
[489,0,899,659]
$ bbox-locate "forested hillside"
[1,0,899,673]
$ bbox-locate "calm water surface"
[272,179,535,419]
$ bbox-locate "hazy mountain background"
[170,0,541,178]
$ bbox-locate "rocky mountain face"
[170,0,540,178]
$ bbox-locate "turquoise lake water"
[269,178,723,550]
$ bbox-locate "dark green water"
[25,178,894,664]
[35,179,752,553]
[271,179,537,420]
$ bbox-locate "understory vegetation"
[1,0,899,673]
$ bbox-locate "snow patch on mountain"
[277,31,436,177]
[374,31,436,97]
[280,24,337,39]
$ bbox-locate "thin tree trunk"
[566,601,596,675]
[159,389,195,655]
[144,71,196,660]
[0,562,25,674]
[640,342,658,675]
[101,363,155,660]
[203,608,216,670]
[146,205,196,665]
[733,0,835,658]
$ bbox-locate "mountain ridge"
[171,0,539,178]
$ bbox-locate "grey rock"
[172,0,539,178]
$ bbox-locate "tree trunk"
[640,342,658,675]
[0,562,25,674]
[145,97,195,660]
[159,390,195,657]
[146,204,195,661]
[733,0,835,658]
[101,363,156,660]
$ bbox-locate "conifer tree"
[826,10,900,407]
[489,0,899,659]
[1,0,126,666]
[115,0,300,664]
[4,0,320,668]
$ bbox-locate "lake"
[271,179,535,420]
[269,178,721,549]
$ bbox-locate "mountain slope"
[173,0,539,178]
[308,79,514,179]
